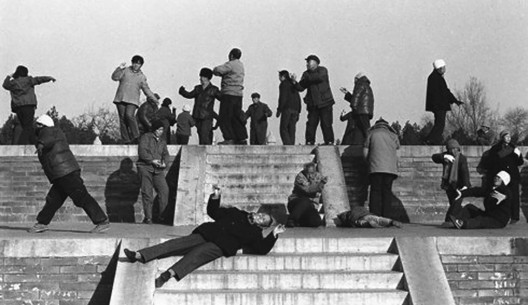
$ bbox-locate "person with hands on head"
[122,186,285,288]
[137,120,170,224]
[432,139,471,227]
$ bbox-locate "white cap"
[354,72,365,80]
[182,104,191,112]
[36,114,54,127]
[496,171,511,186]
[433,59,446,69]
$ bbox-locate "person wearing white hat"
[175,104,195,144]
[424,59,463,145]
[28,115,110,234]
[449,171,513,229]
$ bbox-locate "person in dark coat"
[340,72,374,145]
[175,105,196,144]
[432,139,471,227]
[476,124,496,146]
[137,93,160,135]
[179,68,220,145]
[123,187,286,288]
[2,65,56,144]
[336,206,403,228]
[155,98,177,144]
[339,109,362,145]
[287,162,327,227]
[480,130,524,223]
[28,115,110,234]
[449,171,512,229]
[245,92,272,145]
[424,59,463,145]
[277,70,301,145]
[293,55,335,145]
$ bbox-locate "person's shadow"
[104,158,140,223]
[521,152,528,222]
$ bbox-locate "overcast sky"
[1,0,527,143]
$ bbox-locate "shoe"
[510,219,519,224]
[236,139,247,145]
[124,248,138,263]
[218,140,235,145]
[90,221,110,234]
[391,220,404,228]
[142,218,153,224]
[448,215,464,229]
[440,221,454,228]
[28,223,49,233]
[155,271,172,288]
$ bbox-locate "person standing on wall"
[245,92,272,145]
[424,59,463,145]
[3,65,56,144]
[339,72,374,145]
[213,48,248,145]
[175,105,195,145]
[137,93,160,135]
[276,70,301,145]
[111,55,159,144]
[156,98,177,144]
[179,68,220,145]
[28,115,110,233]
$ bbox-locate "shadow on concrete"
[521,155,528,222]
[104,158,140,223]
[389,192,410,223]
[88,241,121,305]
[156,149,181,225]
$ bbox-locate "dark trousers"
[15,105,36,145]
[279,110,298,145]
[287,197,322,227]
[36,170,108,225]
[426,110,446,145]
[305,105,334,144]
[162,125,171,144]
[176,134,190,145]
[250,122,267,145]
[369,173,396,218]
[509,180,520,221]
[458,204,506,229]
[138,166,169,221]
[195,118,213,145]
[218,95,247,142]
[444,187,463,222]
[139,234,223,281]
[115,102,139,143]
[353,114,371,145]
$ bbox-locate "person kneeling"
[123,187,286,288]
[336,206,403,228]
[449,171,512,229]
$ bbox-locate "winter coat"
[432,152,471,189]
[289,170,325,200]
[111,67,157,106]
[344,76,374,118]
[156,106,176,128]
[484,142,524,181]
[213,59,244,97]
[476,129,497,146]
[179,84,220,120]
[277,80,301,114]
[3,75,54,112]
[246,102,272,127]
[193,195,278,257]
[425,69,458,112]
[461,185,512,226]
[295,66,335,109]
[364,122,400,176]
[35,126,80,182]
[136,100,159,133]
[176,112,195,136]
[137,132,170,173]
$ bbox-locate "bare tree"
[73,106,120,141]
[501,107,528,143]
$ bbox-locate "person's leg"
[124,104,139,142]
[218,95,235,141]
[369,174,383,216]
[427,111,446,145]
[115,103,130,143]
[138,166,154,222]
[356,114,371,144]
[279,111,291,145]
[138,234,208,262]
[445,187,462,222]
[62,171,108,224]
[289,112,298,145]
[509,180,520,221]
[287,197,321,227]
[305,108,319,144]
[16,106,36,144]
[232,96,248,142]
[319,105,334,144]
[201,118,213,145]
[464,215,505,229]
[152,171,169,221]
[169,242,224,281]
[36,183,68,225]
[256,122,267,145]
[182,135,190,145]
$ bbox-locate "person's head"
[494,171,511,188]
[162,98,172,107]
[228,48,242,61]
[500,130,511,144]
[354,72,365,83]
[305,54,320,70]
[251,92,260,103]
[35,114,54,129]
[199,67,213,85]
[13,65,29,79]
[480,124,490,132]
[303,162,317,175]
[278,70,290,82]
[249,212,273,227]
[119,157,134,172]
[445,139,461,155]
[182,104,191,112]
[151,119,164,137]
[131,55,144,72]
[433,59,446,75]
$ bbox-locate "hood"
[356,75,370,85]
[371,119,397,134]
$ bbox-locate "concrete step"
[268,237,394,254]
[218,193,290,205]
[206,154,314,165]
[206,145,316,155]
[156,253,399,272]
[206,163,306,174]
[160,271,403,290]
[204,183,294,194]
[153,289,408,305]
[205,173,297,185]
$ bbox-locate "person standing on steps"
[213,48,248,145]
[424,59,463,145]
[339,72,374,145]
[175,105,195,145]
[431,139,471,227]
[277,70,301,145]
[123,186,286,288]
[28,115,110,234]
[179,67,221,145]
[245,92,272,145]
[156,98,177,144]
[3,65,56,144]
[112,55,159,144]
[292,54,335,145]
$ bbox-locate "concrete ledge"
[0,144,181,156]
[0,238,121,257]
[435,236,524,256]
